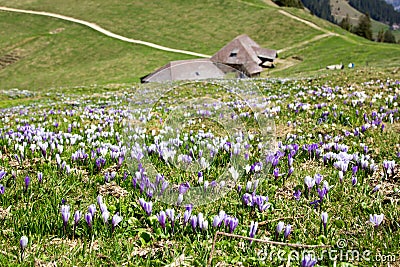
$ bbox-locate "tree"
[354,14,373,40]
[339,14,352,32]
[377,29,385,42]
[383,30,397,43]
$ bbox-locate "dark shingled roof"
[211,34,277,76]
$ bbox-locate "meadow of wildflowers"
[0,73,399,266]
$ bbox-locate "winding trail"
[0,6,211,58]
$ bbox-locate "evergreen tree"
[354,14,373,40]
[383,30,397,43]
[377,29,385,42]
[339,14,352,32]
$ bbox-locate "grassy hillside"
[0,0,400,90]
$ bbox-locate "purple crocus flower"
[37,172,43,183]
[352,166,358,175]
[213,215,222,228]
[139,198,152,216]
[165,208,176,231]
[0,184,4,194]
[179,182,190,194]
[249,221,258,242]
[74,210,82,226]
[225,216,239,233]
[102,210,110,224]
[369,214,384,227]
[85,212,93,228]
[276,221,285,238]
[88,204,96,217]
[287,167,294,178]
[284,224,292,239]
[60,205,70,228]
[352,176,357,186]
[112,213,122,232]
[293,189,301,201]
[301,254,317,267]
[314,174,323,185]
[190,215,198,231]
[242,193,253,206]
[99,203,108,214]
[24,176,30,190]
[321,212,328,231]
[97,195,103,206]
[183,209,191,225]
[20,236,28,250]
[157,211,167,229]
[273,168,279,179]
[317,187,327,202]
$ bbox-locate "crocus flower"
[321,212,328,231]
[100,203,108,214]
[74,210,82,226]
[177,194,183,206]
[317,187,327,202]
[293,189,301,201]
[112,213,123,232]
[314,174,323,185]
[60,205,70,228]
[139,198,152,216]
[157,211,167,229]
[301,254,317,267]
[352,176,357,186]
[287,167,294,178]
[225,216,239,233]
[20,236,28,250]
[0,184,4,194]
[249,221,258,243]
[369,214,384,227]
[37,172,43,183]
[304,176,315,190]
[85,213,93,228]
[88,204,96,217]
[190,215,197,231]
[24,176,30,190]
[183,209,191,225]
[166,208,176,231]
[338,171,344,182]
[102,210,110,224]
[276,221,285,238]
[273,168,279,179]
[372,185,381,192]
[284,224,292,239]
[213,215,222,228]
[97,195,103,206]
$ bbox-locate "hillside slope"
[0,0,400,90]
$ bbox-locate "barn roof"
[211,34,277,76]
[140,59,226,83]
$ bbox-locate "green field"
[0,0,400,90]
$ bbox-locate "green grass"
[0,0,400,91]
[0,73,399,265]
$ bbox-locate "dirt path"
[0,6,211,58]
[278,10,333,34]
[278,33,334,53]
